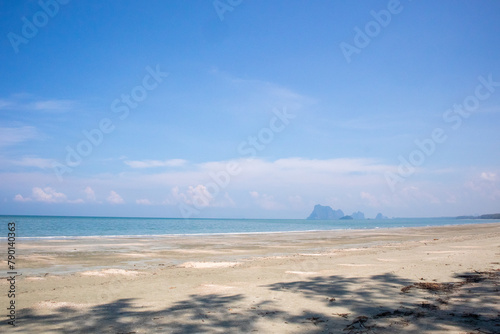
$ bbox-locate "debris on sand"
[402,282,457,293]
[303,316,326,325]
[373,311,392,318]
[344,315,375,332]
[414,282,457,292]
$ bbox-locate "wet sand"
[1,223,499,333]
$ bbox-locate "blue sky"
[1,0,499,218]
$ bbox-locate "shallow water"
[1,215,498,238]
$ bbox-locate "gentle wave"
[1,215,497,239]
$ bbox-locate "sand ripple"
[80,269,141,276]
[285,271,319,275]
[179,261,240,268]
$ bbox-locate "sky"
[1,0,499,219]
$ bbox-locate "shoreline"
[1,223,499,333]
[10,220,500,240]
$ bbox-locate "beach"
[2,223,499,333]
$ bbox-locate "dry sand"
[1,223,499,333]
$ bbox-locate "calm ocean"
[1,215,498,239]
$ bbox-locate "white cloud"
[0,126,39,147]
[30,99,74,112]
[185,185,213,207]
[32,187,67,203]
[13,187,83,204]
[9,156,500,217]
[124,159,187,168]
[13,194,31,202]
[163,186,183,205]
[480,172,497,181]
[136,198,152,205]
[0,95,75,112]
[107,190,124,204]
[8,156,56,169]
[465,173,500,201]
[84,186,96,201]
[165,185,214,208]
[113,157,395,214]
[249,191,259,199]
[249,191,284,210]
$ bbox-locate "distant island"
[307,205,344,220]
[375,213,388,220]
[456,213,500,219]
[306,204,387,220]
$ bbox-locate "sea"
[1,215,498,239]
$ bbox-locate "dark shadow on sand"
[8,270,499,333]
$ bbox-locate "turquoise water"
[1,215,498,239]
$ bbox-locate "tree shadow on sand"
[15,294,275,334]
[264,269,500,333]
[9,270,500,333]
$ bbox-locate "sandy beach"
[1,223,500,333]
